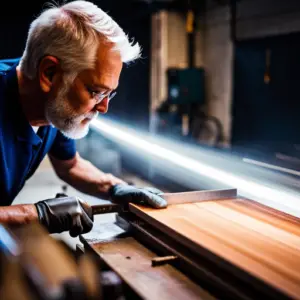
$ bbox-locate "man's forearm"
[0,204,38,225]
[51,153,127,199]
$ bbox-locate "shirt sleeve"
[49,130,76,160]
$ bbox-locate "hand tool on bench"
[91,188,237,215]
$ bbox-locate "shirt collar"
[5,63,43,146]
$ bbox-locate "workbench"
[79,194,300,300]
[80,216,214,300]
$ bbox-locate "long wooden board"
[89,237,215,300]
[129,198,300,299]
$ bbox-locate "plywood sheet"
[130,198,300,299]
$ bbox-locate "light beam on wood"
[91,118,300,218]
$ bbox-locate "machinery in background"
[152,2,224,147]
[167,68,205,105]
[155,67,224,146]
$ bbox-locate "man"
[0,0,167,237]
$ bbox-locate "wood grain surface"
[91,237,216,300]
[130,198,300,299]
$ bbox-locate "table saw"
[79,188,300,300]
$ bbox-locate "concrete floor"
[12,156,155,249]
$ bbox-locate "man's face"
[45,43,123,139]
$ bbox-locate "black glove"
[109,184,167,208]
[35,196,93,237]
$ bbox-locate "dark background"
[232,32,300,157]
[2,0,300,158]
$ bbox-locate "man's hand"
[110,184,167,208]
[35,196,93,237]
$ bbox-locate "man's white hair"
[19,0,141,80]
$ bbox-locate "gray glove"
[109,184,167,208]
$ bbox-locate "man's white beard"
[45,81,98,140]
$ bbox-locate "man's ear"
[38,56,61,93]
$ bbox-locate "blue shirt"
[0,59,76,205]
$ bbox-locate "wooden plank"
[129,200,300,299]
[190,204,300,278]
[201,202,300,251]
[90,237,215,300]
[224,199,300,236]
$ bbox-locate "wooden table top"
[130,198,300,299]
[90,237,216,300]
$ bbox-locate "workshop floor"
[12,156,154,249]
